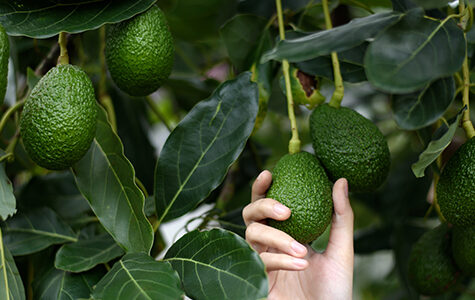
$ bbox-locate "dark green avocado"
[452,225,475,276]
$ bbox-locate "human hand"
[243,170,354,300]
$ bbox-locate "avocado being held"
[0,25,9,102]
[105,5,174,96]
[437,137,475,226]
[267,151,333,244]
[309,104,390,192]
[20,64,97,170]
[452,225,475,276]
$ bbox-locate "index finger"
[251,170,272,202]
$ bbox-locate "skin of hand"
[243,170,354,300]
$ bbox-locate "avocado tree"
[0,0,473,299]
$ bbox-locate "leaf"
[26,67,40,91]
[72,106,153,254]
[261,12,402,63]
[164,228,268,300]
[2,207,77,256]
[92,253,184,300]
[412,0,449,9]
[0,0,156,38]
[365,9,466,93]
[55,233,124,273]
[0,229,25,300]
[411,107,466,178]
[0,150,15,220]
[392,77,455,130]
[154,72,258,223]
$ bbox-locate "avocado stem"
[460,1,475,139]
[322,0,344,108]
[57,32,69,65]
[275,0,301,154]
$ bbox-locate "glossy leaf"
[164,228,268,300]
[412,0,449,9]
[0,150,15,220]
[392,77,455,130]
[261,12,401,63]
[0,0,155,38]
[0,230,25,300]
[154,72,258,223]
[365,9,465,93]
[411,108,465,178]
[72,106,153,254]
[55,233,124,273]
[2,207,77,256]
[92,253,184,300]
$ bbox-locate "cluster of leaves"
[0,0,473,299]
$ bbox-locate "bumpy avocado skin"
[20,65,97,170]
[452,225,475,276]
[408,224,461,296]
[105,5,174,96]
[437,137,475,226]
[267,152,333,244]
[0,25,9,102]
[309,104,390,192]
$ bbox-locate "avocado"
[105,5,174,96]
[280,66,325,109]
[309,104,390,192]
[267,151,333,244]
[408,223,461,296]
[452,225,475,276]
[0,25,8,103]
[20,64,97,170]
[437,137,475,226]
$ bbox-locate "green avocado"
[452,225,475,276]
[279,66,325,109]
[408,223,461,296]
[309,104,390,192]
[105,5,174,96]
[437,137,475,226]
[20,64,97,170]
[267,151,333,244]
[0,25,9,102]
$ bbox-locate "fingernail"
[273,203,288,215]
[256,172,264,181]
[291,241,307,255]
[292,258,308,268]
[344,180,349,198]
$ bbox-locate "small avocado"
[105,5,174,96]
[279,66,325,110]
[267,151,333,244]
[437,137,475,226]
[20,64,97,170]
[408,223,461,296]
[309,104,390,192]
[452,225,475,276]
[0,25,8,103]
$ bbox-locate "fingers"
[251,170,272,202]
[260,252,309,271]
[242,198,290,226]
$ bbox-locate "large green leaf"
[154,72,258,223]
[55,233,124,273]
[164,229,267,300]
[261,12,401,63]
[2,207,77,256]
[0,0,155,38]
[0,229,25,300]
[0,150,15,220]
[412,0,449,9]
[365,9,465,93]
[392,77,455,130]
[72,106,153,254]
[92,253,184,300]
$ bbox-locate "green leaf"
[0,150,15,220]
[261,12,401,63]
[392,77,455,130]
[0,0,156,38]
[411,107,466,178]
[0,229,25,300]
[55,233,124,273]
[72,106,153,254]
[365,9,466,93]
[164,228,268,300]
[92,253,184,300]
[412,0,449,9]
[154,72,258,223]
[2,207,77,256]
[26,67,40,91]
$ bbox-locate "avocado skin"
[0,25,8,102]
[309,104,390,192]
[437,137,475,226]
[105,5,174,97]
[408,224,461,296]
[452,225,475,276]
[267,151,333,244]
[20,65,97,170]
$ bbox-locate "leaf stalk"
[57,32,69,65]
